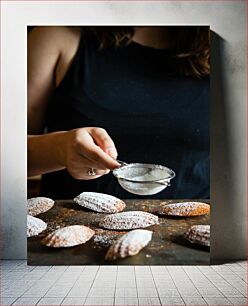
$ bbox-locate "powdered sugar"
[27,197,54,216]
[185,225,210,247]
[113,163,175,195]
[93,234,118,247]
[74,192,125,213]
[42,225,95,248]
[105,229,153,260]
[27,215,47,237]
[159,202,210,216]
[99,211,159,230]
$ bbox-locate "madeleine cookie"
[42,225,95,248]
[105,229,153,260]
[158,202,210,217]
[27,197,54,216]
[27,215,47,237]
[99,211,159,230]
[74,192,126,213]
[185,225,210,247]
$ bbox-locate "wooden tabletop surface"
[28,199,210,265]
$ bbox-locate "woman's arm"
[28,128,120,178]
[28,26,80,134]
[28,27,119,178]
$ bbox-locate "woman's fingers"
[75,128,120,170]
[89,127,118,159]
[66,153,110,179]
[85,147,119,170]
[61,127,120,180]
[68,167,110,180]
[68,151,109,171]
[84,168,110,178]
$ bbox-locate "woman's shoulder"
[29,26,82,87]
[29,26,81,53]
[29,26,81,39]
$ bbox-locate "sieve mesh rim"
[113,163,176,183]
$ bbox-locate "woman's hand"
[57,127,120,179]
[28,127,120,179]
[27,29,120,179]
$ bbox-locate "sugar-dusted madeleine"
[158,202,210,217]
[74,192,126,213]
[99,211,159,230]
[27,215,47,238]
[185,225,210,247]
[42,225,95,248]
[27,197,54,216]
[105,229,153,260]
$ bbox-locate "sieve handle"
[157,181,171,187]
[116,159,129,167]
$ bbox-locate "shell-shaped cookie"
[42,225,95,248]
[27,215,47,238]
[99,211,159,230]
[105,229,153,260]
[27,197,54,216]
[73,192,126,213]
[185,225,210,247]
[158,202,210,217]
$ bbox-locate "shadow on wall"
[210,31,246,263]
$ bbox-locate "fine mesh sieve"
[113,161,176,196]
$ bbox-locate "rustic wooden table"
[28,199,210,265]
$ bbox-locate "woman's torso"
[41,32,210,199]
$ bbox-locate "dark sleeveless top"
[41,35,210,199]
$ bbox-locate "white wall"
[1,1,246,260]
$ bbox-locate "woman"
[28,26,210,199]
